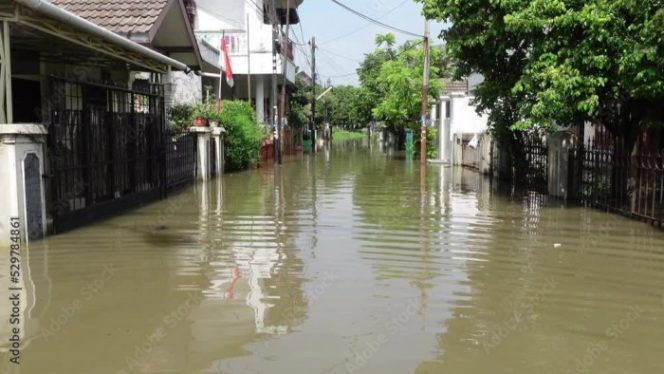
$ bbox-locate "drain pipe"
[15,0,191,72]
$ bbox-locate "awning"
[3,0,189,73]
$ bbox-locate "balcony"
[220,31,294,61]
[197,30,297,83]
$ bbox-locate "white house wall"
[169,71,202,106]
[196,1,296,80]
[450,95,488,135]
[435,94,489,163]
[196,0,248,30]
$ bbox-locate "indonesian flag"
[220,37,234,87]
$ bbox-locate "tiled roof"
[442,79,469,94]
[49,0,168,35]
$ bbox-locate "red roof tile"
[50,0,168,35]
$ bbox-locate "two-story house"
[194,0,303,124]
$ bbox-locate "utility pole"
[420,19,430,165]
[279,0,290,163]
[270,0,280,164]
[247,13,251,105]
[310,36,317,153]
[218,31,225,113]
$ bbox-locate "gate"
[164,129,197,189]
[577,132,664,226]
[48,77,165,233]
[522,132,548,192]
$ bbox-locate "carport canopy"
[0,0,189,123]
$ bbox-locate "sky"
[292,0,447,87]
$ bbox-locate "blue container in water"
[405,129,414,154]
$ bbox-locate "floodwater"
[2,141,664,374]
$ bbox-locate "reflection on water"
[1,142,664,373]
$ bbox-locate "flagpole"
[218,31,225,113]
[247,14,252,105]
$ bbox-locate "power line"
[321,0,409,45]
[318,46,362,63]
[329,0,423,38]
[298,22,306,49]
[318,50,350,77]
[245,0,266,19]
[319,71,358,79]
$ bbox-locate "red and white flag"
[220,37,234,87]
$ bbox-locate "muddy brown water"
[2,141,664,374]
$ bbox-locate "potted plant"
[208,107,221,128]
[192,104,208,127]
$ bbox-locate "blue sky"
[292,0,446,86]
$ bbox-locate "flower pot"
[193,116,207,127]
[209,120,219,128]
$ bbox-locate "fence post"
[212,127,225,176]
[547,132,575,199]
[0,125,48,243]
[190,127,212,181]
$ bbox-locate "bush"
[219,100,265,171]
[427,127,438,159]
[169,104,193,132]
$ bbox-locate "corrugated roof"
[49,0,168,34]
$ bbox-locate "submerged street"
[4,141,664,373]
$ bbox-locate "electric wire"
[329,0,423,38]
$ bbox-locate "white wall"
[169,71,202,106]
[435,93,489,163]
[196,0,247,31]
[195,0,295,80]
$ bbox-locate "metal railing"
[164,129,197,190]
[521,132,548,193]
[578,135,664,225]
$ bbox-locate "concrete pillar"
[479,132,493,175]
[452,134,463,166]
[212,127,225,176]
[163,66,173,126]
[0,125,48,245]
[190,127,212,181]
[547,132,576,199]
[439,96,451,163]
[255,75,265,124]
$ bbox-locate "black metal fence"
[517,128,664,226]
[521,132,548,192]
[47,77,199,233]
[577,134,664,226]
[164,129,197,189]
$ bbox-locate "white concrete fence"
[0,124,48,246]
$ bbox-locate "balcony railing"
[213,31,295,61]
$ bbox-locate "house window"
[223,35,242,54]
[445,101,451,118]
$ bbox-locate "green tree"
[419,0,533,177]
[323,85,369,130]
[419,0,664,163]
[356,33,447,137]
[506,0,664,151]
[288,79,312,132]
[372,40,443,132]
